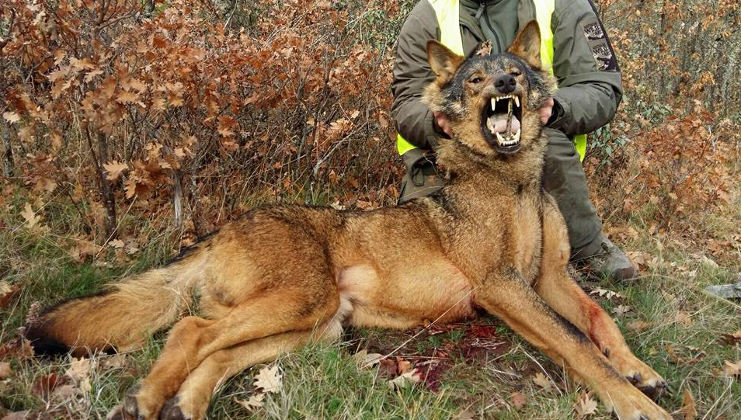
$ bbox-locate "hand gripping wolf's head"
[423,21,556,159]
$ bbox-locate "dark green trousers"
[397,128,602,257]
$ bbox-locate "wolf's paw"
[159,397,191,420]
[612,353,668,400]
[606,388,672,420]
[107,383,163,420]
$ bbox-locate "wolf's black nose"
[495,74,516,94]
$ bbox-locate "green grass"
[1,199,740,419]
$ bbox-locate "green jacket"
[391,0,623,150]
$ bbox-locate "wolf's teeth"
[496,132,505,144]
[491,97,497,110]
[514,128,521,142]
[514,96,520,107]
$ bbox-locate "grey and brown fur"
[26,22,671,420]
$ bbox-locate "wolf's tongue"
[487,114,520,134]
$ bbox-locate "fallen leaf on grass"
[235,392,265,412]
[388,368,422,390]
[573,392,598,418]
[0,281,21,309]
[680,389,697,420]
[378,357,398,378]
[612,305,631,316]
[352,350,384,368]
[1,411,30,420]
[65,357,93,383]
[590,288,623,300]
[720,331,741,345]
[627,321,654,333]
[100,353,129,370]
[509,391,527,409]
[0,337,34,360]
[532,372,553,391]
[397,358,412,374]
[675,311,692,326]
[453,409,474,420]
[32,372,64,398]
[721,360,741,379]
[667,344,706,365]
[21,203,42,229]
[0,362,12,379]
[253,364,282,393]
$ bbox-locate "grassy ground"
[1,193,740,419]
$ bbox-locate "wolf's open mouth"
[482,94,522,153]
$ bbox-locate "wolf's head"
[423,21,555,159]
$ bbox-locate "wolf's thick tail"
[26,240,212,357]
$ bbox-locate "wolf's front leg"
[475,268,671,420]
[535,195,667,398]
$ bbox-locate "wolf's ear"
[427,40,464,85]
[507,21,542,69]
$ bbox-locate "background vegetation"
[1,0,739,418]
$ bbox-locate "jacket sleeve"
[391,1,443,150]
[548,0,623,136]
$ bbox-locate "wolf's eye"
[510,70,522,77]
[468,76,483,84]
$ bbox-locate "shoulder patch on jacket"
[581,20,617,71]
[581,1,620,72]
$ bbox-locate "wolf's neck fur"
[435,132,547,192]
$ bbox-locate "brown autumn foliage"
[0,0,739,262]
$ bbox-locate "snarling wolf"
[26,22,671,420]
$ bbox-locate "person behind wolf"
[391,0,636,281]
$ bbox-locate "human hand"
[540,97,554,125]
[433,111,453,137]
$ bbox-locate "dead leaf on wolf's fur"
[235,392,265,412]
[253,364,282,393]
[573,392,598,418]
[532,372,553,391]
[388,368,422,389]
[509,391,527,409]
[720,331,741,345]
[680,389,697,420]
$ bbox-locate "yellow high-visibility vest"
[396,0,587,161]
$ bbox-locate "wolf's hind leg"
[535,195,667,398]
[156,300,349,420]
[120,284,340,420]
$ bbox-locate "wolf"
[26,22,671,420]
